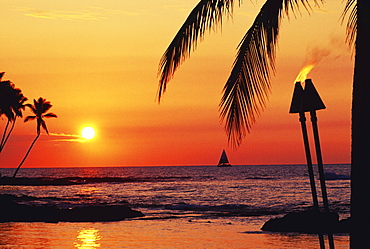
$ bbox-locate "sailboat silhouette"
[217,150,231,167]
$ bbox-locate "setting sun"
[81,127,96,140]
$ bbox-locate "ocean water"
[0,164,350,248]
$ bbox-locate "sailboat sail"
[217,150,231,167]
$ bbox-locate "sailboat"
[217,149,231,167]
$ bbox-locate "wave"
[146,201,350,218]
[245,177,277,180]
[162,203,283,217]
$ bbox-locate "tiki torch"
[300,79,330,212]
[290,81,326,249]
[293,79,335,249]
[302,79,335,249]
[289,82,320,211]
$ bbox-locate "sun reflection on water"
[74,228,101,248]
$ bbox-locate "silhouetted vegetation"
[0,72,57,177]
[13,98,57,177]
[0,72,27,153]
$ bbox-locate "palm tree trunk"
[0,118,16,153]
[350,0,370,247]
[0,120,10,152]
[13,133,40,178]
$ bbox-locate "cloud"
[13,6,142,21]
[49,133,87,143]
[15,7,105,21]
[5,133,86,144]
[88,6,143,16]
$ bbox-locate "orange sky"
[0,0,353,167]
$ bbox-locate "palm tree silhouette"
[158,0,368,246]
[13,97,57,178]
[0,73,28,153]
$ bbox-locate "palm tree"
[157,0,369,247]
[13,97,57,178]
[0,92,28,153]
[0,74,28,153]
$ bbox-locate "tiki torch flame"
[295,64,315,83]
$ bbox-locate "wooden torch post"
[290,82,320,211]
[289,81,325,249]
[302,79,335,249]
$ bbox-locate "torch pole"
[310,111,330,212]
[290,82,325,249]
[310,110,335,249]
[299,111,326,249]
[299,112,320,211]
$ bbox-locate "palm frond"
[26,98,57,134]
[24,116,36,123]
[219,0,311,147]
[40,120,48,134]
[342,0,357,47]
[2,109,15,122]
[34,99,40,111]
[32,98,53,115]
[41,103,53,113]
[13,109,23,118]
[157,0,240,101]
[44,113,57,118]
[26,103,37,115]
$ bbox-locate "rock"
[0,194,144,223]
[57,205,145,222]
[261,211,351,233]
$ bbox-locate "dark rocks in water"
[261,211,351,233]
[0,176,136,186]
[0,194,144,223]
[57,205,145,222]
[323,172,350,180]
